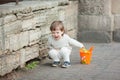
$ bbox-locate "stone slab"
[77,31,112,43]
[112,0,120,14]
[78,0,111,15]
[78,15,113,31]
[113,29,120,42]
[114,15,120,30]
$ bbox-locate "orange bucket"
[80,46,94,64]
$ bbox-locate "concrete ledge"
[0,0,69,17]
[113,29,120,42]
[77,31,112,43]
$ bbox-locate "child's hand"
[80,47,88,53]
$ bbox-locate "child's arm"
[69,38,84,48]
[66,35,84,48]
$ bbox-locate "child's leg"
[48,49,60,62]
[59,47,71,62]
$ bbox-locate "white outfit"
[48,34,84,62]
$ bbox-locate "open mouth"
[55,36,59,38]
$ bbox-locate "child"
[48,21,84,68]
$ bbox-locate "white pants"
[48,47,71,62]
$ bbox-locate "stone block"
[0,50,2,56]
[29,29,41,45]
[8,31,29,51]
[40,26,51,36]
[0,56,7,76]
[19,31,29,48]
[67,29,77,39]
[39,35,48,50]
[45,7,59,25]
[3,14,17,24]
[39,48,48,59]
[30,1,59,11]
[0,18,3,26]
[113,29,120,42]
[112,0,120,14]
[5,53,20,71]
[19,49,25,68]
[17,12,34,20]
[4,37,10,51]
[114,15,120,30]
[58,7,65,22]
[77,31,112,43]
[4,20,22,35]
[33,11,47,27]
[19,44,39,66]
[0,53,20,76]
[64,1,78,31]
[78,15,113,31]
[22,18,36,31]
[9,33,20,51]
[78,0,111,15]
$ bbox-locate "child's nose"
[55,33,58,36]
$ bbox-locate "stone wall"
[112,0,120,42]
[0,0,78,76]
[77,0,114,43]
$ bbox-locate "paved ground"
[16,43,120,80]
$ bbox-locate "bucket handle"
[89,46,94,52]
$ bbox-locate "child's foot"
[52,61,61,67]
[62,61,71,68]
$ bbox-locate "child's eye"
[52,32,55,34]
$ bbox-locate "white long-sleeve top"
[48,34,84,50]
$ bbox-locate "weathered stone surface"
[3,14,17,24]
[114,15,120,30]
[77,31,112,43]
[67,29,77,39]
[33,11,47,27]
[19,31,29,48]
[113,29,120,42]
[78,0,111,15]
[113,15,120,42]
[39,35,48,51]
[112,0,120,14]
[22,18,36,31]
[45,8,59,26]
[4,37,10,51]
[78,0,113,43]
[0,53,20,76]
[4,20,22,35]
[78,15,113,31]
[29,29,41,45]
[0,0,83,76]
[17,12,34,20]
[0,18,3,26]
[1,0,120,77]
[0,1,64,17]
[64,1,78,32]
[0,27,2,51]
[5,31,29,51]
[0,50,2,55]
[19,44,39,66]
[9,33,20,51]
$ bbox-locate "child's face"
[51,27,64,40]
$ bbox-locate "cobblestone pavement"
[17,43,120,80]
